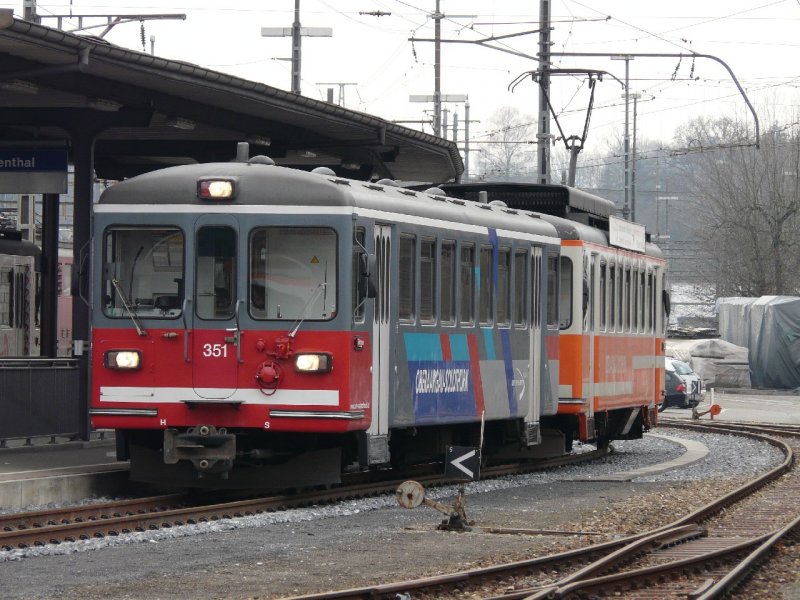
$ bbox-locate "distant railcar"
[89,157,668,488]
[0,229,40,357]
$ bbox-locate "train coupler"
[163,425,236,475]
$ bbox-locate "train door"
[367,224,391,463]
[192,216,240,398]
[585,252,596,408]
[525,246,543,443]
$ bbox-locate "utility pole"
[409,94,466,136]
[631,93,641,222]
[317,82,357,107]
[433,0,442,137]
[23,0,38,23]
[536,0,552,184]
[261,0,332,94]
[612,55,633,220]
[462,100,480,181]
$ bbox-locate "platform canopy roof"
[0,11,463,183]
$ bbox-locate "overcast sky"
[3,1,799,163]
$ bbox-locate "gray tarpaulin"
[718,296,800,389]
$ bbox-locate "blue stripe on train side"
[500,329,517,414]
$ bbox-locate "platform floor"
[0,438,130,510]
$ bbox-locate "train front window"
[250,227,337,321]
[102,227,184,319]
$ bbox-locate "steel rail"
[0,448,608,551]
[282,424,797,600]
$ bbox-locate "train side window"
[420,237,436,324]
[647,271,654,332]
[617,264,625,331]
[639,270,646,332]
[608,263,616,330]
[532,250,542,328]
[441,240,456,326]
[631,268,639,332]
[478,245,493,325]
[513,249,527,327]
[102,227,185,320]
[399,234,416,322]
[584,255,595,332]
[599,262,607,331]
[624,267,631,331]
[558,257,573,329]
[497,247,511,327]
[546,255,558,328]
[459,243,475,326]
[250,227,337,321]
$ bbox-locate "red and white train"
[88,155,669,488]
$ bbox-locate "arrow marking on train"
[451,450,476,479]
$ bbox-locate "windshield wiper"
[288,283,326,339]
[111,278,147,336]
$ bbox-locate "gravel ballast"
[0,428,793,599]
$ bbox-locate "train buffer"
[396,480,474,532]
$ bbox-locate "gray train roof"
[430,181,663,258]
[97,161,561,244]
[434,182,616,221]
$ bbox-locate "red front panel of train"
[91,327,372,433]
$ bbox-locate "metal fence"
[0,358,82,443]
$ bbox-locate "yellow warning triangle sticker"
[310,256,320,264]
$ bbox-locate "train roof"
[432,182,616,223]
[429,181,662,258]
[97,161,563,245]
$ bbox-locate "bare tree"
[478,107,535,180]
[676,115,800,296]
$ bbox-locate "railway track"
[282,421,799,599]
[0,448,606,552]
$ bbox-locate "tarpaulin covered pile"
[717,296,800,389]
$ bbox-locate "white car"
[665,358,704,407]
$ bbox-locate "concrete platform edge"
[570,434,709,482]
[1,469,130,511]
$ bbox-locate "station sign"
[0,149,68,193]
[445,445,481,481]
[609,215,646,253]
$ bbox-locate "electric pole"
[433,0,442,137]
[317,82,357,107]
[261,0,332,95]
[23,0,39,23]
[536,0,552,184]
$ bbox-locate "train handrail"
[181,297,192,362]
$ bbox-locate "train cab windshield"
[249,226,337,321]
[102,227,184,319]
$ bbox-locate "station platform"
[0,436,129,511]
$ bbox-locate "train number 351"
[202,343,228,358]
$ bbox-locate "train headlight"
[197,178,236,200]
[105,350,142,370]
[294,353,332,373]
